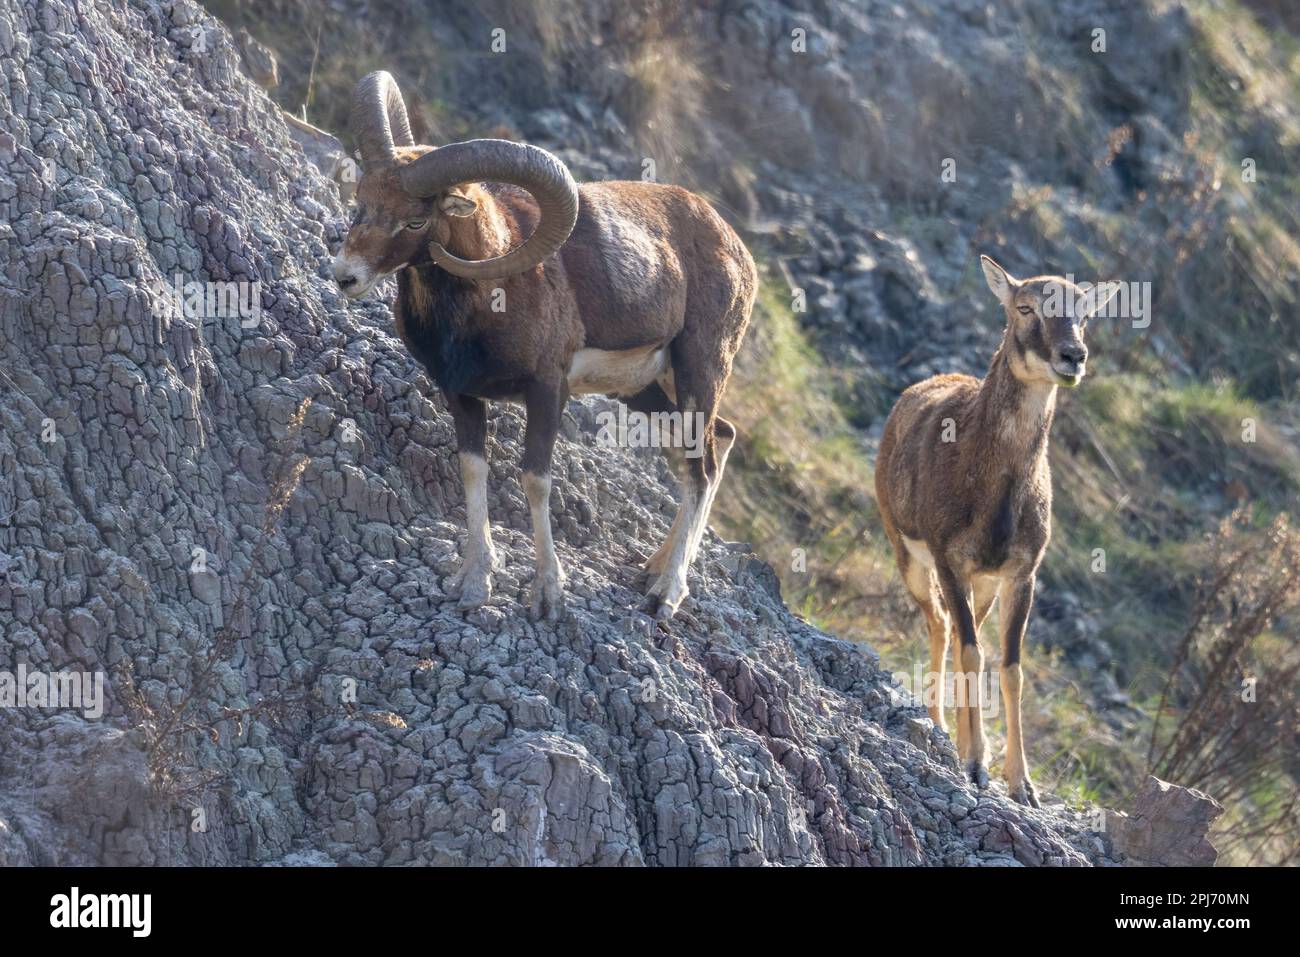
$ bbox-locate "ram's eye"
[1016,305,1034,315]
[404,220,427,230]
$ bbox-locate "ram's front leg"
[521,378,567,622]
[446,392,497,609]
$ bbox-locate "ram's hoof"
[528,572,566,623]
[640,593,680,620]
[448,563,493,610]
[456,584,490,610]
[641,573,687,621]
[968,762,990,790]
[636,551,667,588]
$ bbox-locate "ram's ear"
[980,254,1018,307]
[439,188,478,217]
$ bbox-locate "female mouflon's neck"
[974,339,1058,464]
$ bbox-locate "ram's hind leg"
[641,346,732,619]
[641,243,752,620]
[641,455,702,619]
[632,395,736,584]
[648,414,735,616]
[687,415,735,562]
[624,383,682,587]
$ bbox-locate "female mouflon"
[874,255,1118,806]
[333,72,756,622]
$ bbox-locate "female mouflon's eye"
[405,220,427,230]
[1017,305,1033,315]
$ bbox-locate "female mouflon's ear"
[980,254,1018,308]
[1078,280,1122,321]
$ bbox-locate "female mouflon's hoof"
[1010,779,1040,808]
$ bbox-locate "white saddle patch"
[567,345,668,397]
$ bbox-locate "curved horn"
[350,71,415,170]
[398,139,579,280]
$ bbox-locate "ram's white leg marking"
[452,452,496,609]
[684,422,735,566]
[647,462,699,619]
[523,471,565,622]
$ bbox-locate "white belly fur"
[567,345,668,397]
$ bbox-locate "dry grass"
[1147,509,1300,865]
[119,400,316,800]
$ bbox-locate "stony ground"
[0,0,1121,865]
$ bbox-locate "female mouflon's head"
[980,254,1120,388]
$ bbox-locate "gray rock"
[1104,776,1224,866]
[235,27,279,89]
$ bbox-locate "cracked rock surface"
[0,0,1115,866]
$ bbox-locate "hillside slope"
[202,0,1300,866]
[0,0,1133,866]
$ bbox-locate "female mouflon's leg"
[935,558,989,788]
[1000,575,1039,807]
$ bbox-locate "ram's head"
[332,71,578,297]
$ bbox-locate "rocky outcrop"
[1104,776,1224,867]
[0,0,1201,867]
[234,27,279,90]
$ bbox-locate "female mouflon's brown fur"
[874,255,1118,806]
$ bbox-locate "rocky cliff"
[0,0,1175,865]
